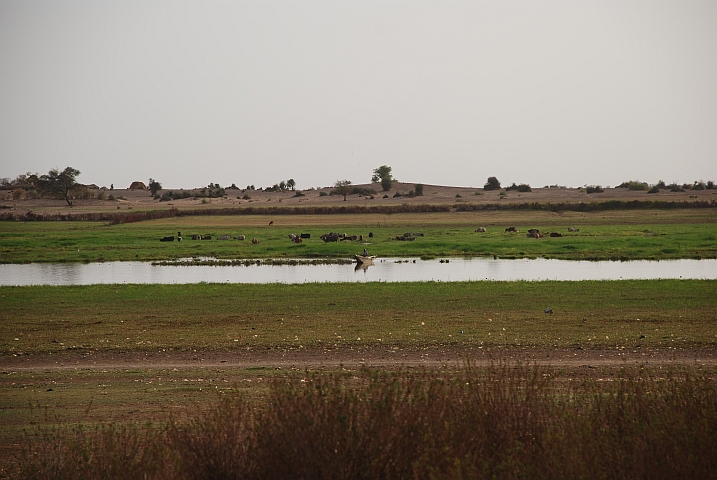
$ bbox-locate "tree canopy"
[37,167,80,206]
[371,165,393,183]
[372,165,394,191]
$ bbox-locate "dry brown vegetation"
[15,363,717,480]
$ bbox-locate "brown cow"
[252,238,259,244]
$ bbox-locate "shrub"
[350,186,376,196]
[455,193,462,198]
[242,194,251,200]
[414,184,424,196]
[393,191,403,198]
[160,191,192,202]
[484,176,501,190]
[617,180,649,190]
[629,182,649,190]
[707,180,714,189]
[586,185,604,194]
[693,181,706,190]
[505,183,532,192]
[319,191,328,197]
[294,190,305,197]
[669,183,685,192]
[648,185,660,193]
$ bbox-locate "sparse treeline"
[2,169,716,203]
[16,364,717,479]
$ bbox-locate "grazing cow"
[269,221,274,225]
[359,235,363,241]
[568,227,579,232]
[368,232,374,238]
[236,235,246,240]
[160,236,174,242]
[288,234,298,241]
[505,227,518,233]
[218,235,231,240]
[177,231,182,242]
[201,235,212,240]
[527,229,542,238]
[476,227,486,233]
[293,236,302,244]
[544,307,553,314]
[550,232,562,237]
[252,238,259,244]
[300,233,311,239]
[321,233,339,242]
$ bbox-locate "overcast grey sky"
[1,0,715,190]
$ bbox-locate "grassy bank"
[2,280,716,355]
[1,209,716,263]
[14,364,717,480]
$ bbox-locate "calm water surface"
[1,258,716,286]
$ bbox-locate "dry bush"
[18,423,171,480]
[16,364,717,480]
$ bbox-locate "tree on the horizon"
[484,176,501,191]
[334,179,352,201]
[372,165,394,191]
[37,167,80,206]
[148,178,162,197]
[286,178,296,191]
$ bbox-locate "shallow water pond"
[1,258,716,285]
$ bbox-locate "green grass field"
[2,280,715,355]
[1,209,716,263]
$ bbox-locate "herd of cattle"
[160,226,581,242]
[475,226,580,238]
[159,232,259,243]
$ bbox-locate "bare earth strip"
[3,347,717,372]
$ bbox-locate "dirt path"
[3,347,716,372]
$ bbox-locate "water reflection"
[1,258,716,286]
